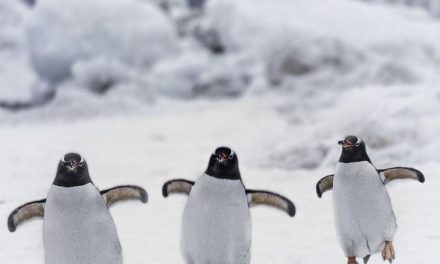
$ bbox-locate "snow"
[0,100,438,263]
[361,0,440,17]
[0,0,440,263]
[0,0,35,101]
[26,0,178,87]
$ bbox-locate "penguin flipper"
[100,185,148,207]
[162,179,194,197]
[378,167,425,184]
[246,189,296,217]
[8,199,46,232]
[316,174,334,198]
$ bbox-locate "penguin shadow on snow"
[7,153,148,264]
[316,136,425,264]
[162,146,296,264]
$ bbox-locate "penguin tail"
[363,255,370,264]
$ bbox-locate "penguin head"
[205,146,241,180]
[53,153,92,187]
[338,136,371,163]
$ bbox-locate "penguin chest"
[43,184,122,264]
[181,174,251,263]
[333,162,397,255]
[333,162,387,210]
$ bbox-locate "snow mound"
[0,0,36,102]
[3,0,440,106]
[26,0,178,85]
[147,49,252,98]
[0,0,440,172]
[191,0,440,91]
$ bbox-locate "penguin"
[162,146,295,264]
[7,153,148,264]
[316,136,425,264]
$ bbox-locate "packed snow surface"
[0,0,439,263]
[0,101,438,264]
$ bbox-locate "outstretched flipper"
[378,167,425,184]
[100,185,148,207]
[8,199,46,232]
[246,190,296,217]
[316,174,334,198]
[162,179,195,197]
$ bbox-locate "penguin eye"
[355,143,360,147]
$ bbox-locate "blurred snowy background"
[0,0,439,263]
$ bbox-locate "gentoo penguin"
[316,136,425,264]
[162,146,295,264]
[7,153,148,264]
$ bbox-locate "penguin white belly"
[333,162,397,257]
[181,174,252,264]
[43,183,122,264]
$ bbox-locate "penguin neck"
[338,151,372,164]
[205,165,241,180]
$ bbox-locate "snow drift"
[0,0,439,169]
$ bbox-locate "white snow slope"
[0,0,440,263]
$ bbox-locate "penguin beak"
[66,162,80,172]
[63,160,84,172]
[217,153,228,164]
[339,140,353,150]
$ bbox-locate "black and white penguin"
[162,146,295,264]
[7,153,148,264]
[316,136,425,264]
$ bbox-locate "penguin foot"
[382,241,395,263]
[347,257,358,264]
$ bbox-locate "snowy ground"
[1,0,440,263]
[0,97,438,264]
